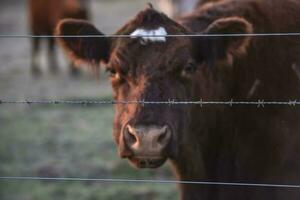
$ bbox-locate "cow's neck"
[170,106,235,199]
[169,71,235,197]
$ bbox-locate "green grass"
[0,104,178,200]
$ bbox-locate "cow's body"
[29,0,89,76]
[56,0,300,199]
[176,1,300,199]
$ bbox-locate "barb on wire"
[0,99,300,107]
[1,32,300,38]
[257,100,264,108]
[1,176,300,188]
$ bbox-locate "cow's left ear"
[194,17,253,65]
[56,19,111,65]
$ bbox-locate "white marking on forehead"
[130,27,167,45]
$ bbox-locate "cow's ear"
[194,17,253,65]
[56,19,111,65]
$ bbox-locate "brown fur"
[56,0,300,199]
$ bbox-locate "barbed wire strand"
[1,32,300,38]
[1,176,300,188]
[0,99,299,107]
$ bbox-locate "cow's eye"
[181,62,197,76]
[106,68,118,78]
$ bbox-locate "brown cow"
[28,0,89,76]
[56,0,300,199]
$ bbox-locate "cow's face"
[107,30,196,168]
[56,8,252,168]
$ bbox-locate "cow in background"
[28,0,90,76]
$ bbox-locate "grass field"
[0,103,178,200]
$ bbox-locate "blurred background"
[0,0,205,199]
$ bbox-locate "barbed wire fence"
[1,32,300,190]
[2,176,300,189]
[0,99,300,107]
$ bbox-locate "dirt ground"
[0,1,178,199]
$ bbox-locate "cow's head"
[56,7,252,168]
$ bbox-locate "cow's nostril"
[157,126,171,146]
[126,125,138,145]
[157,129,167,144]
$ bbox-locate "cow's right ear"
[56,19,111,65]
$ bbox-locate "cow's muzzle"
[121,124,172,168]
